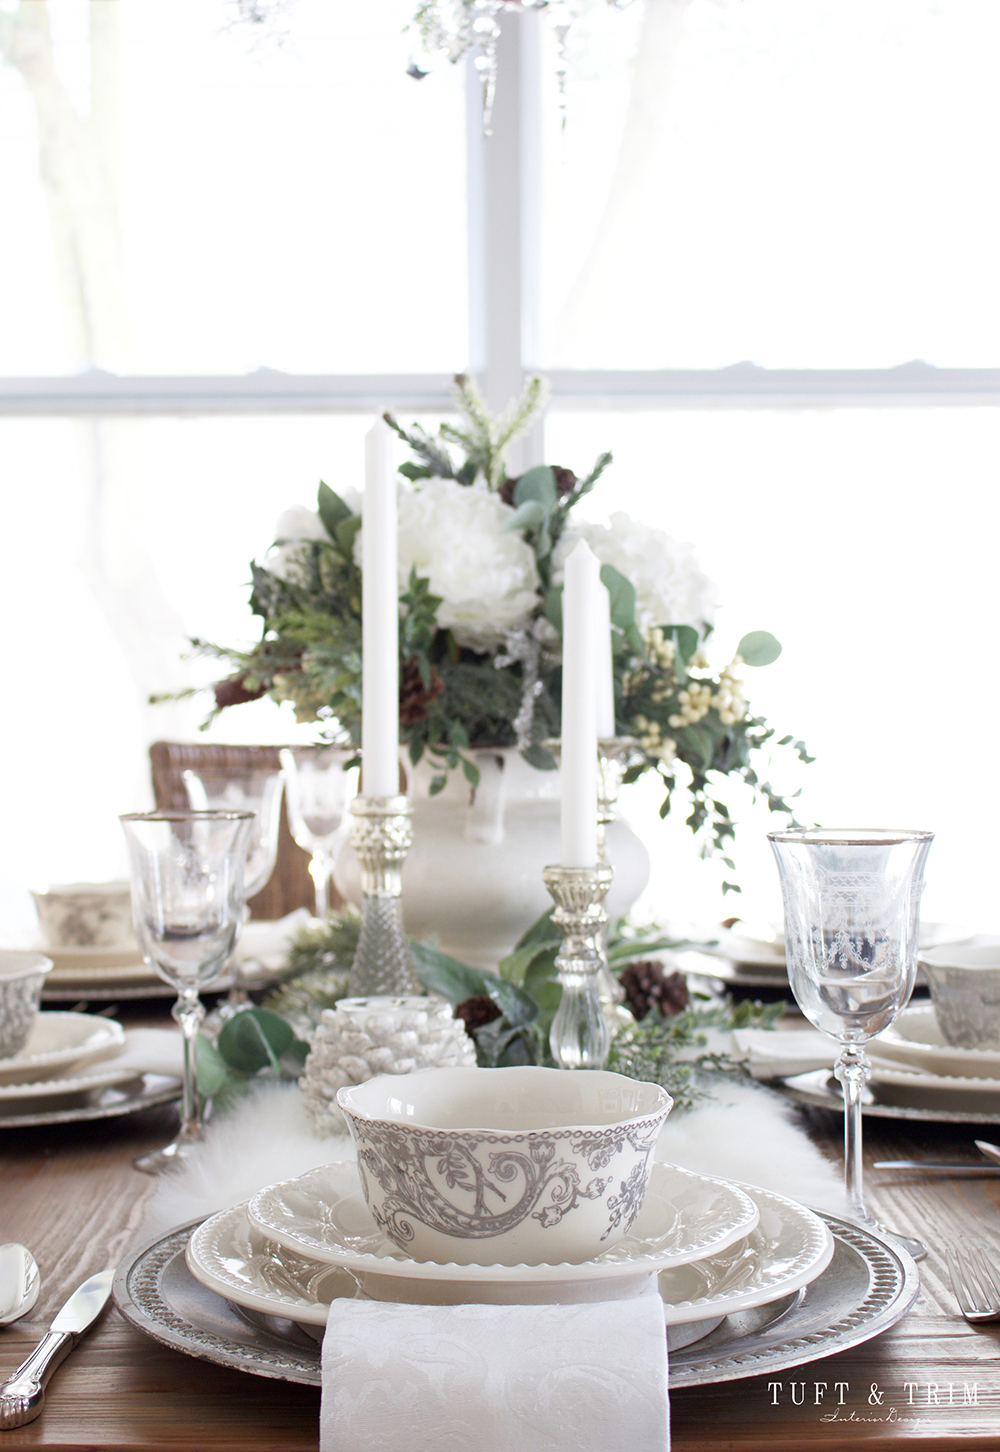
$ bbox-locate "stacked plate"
[115,1152,920,1389]
[38,943,168,1001]
[688,921,971,991]
[185,1158,838,1352]
[780,1003,1000,1122]
[0,1012,181,1127]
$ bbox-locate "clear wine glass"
[181,765,283,1011]
[768,827,933,1260]
[120,809,252,1174]
[279,746,358,919]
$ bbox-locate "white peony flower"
[265,505,330,582]
[553,512,716,633]
[355,476,541,650]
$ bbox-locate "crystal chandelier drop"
[409,1,635,132]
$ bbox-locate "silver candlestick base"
[544,737,637,1019]
[348,795,418,997]
[544,863,614,1070]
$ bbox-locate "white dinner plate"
[0,1012,125,1086]
[0,1060,145,1104]
[189,1182,831,1328]
[872,1004,1000,1080]
[866,1060,1000,1102]
[246,1160,760,1290]
[30,941,146,972]
[697,921,971,973]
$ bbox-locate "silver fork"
[945,1242,1000,1324]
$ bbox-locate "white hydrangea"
[553,512,716,633]
[357,476,541,650]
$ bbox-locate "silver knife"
[0,1268,114,1430]
[873,1160,1000,1172]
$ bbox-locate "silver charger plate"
[0,1073,182,1128]
[780,1069,1000,1124]
[113,1210,918,1390]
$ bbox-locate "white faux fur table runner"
[142,1075,846,1238]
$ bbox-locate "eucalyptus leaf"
[410,941,488,1003]
[543,586,563,632]
[520,743,557,772]
[497,942,542,988]
[217,1008,294,1076]
[502,500,547,533]
[317,482,352,539]
[679,722,716,770]
[488,976,539,1026]
[673,625,700,664]
[195,1033,236,1099]
[513,909,560,951]
[737,630,782,667]
[600,564,637,630]
[625,623,645,657]
[513,465,557,509]
[334,515,362,558]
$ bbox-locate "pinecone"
[300,999,477,1137]
[620,962,689,1021]
[399,657,445,726]
[454,994,502,1035]
[498,465,578,508]
[213,674,267,710]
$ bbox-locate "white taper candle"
[596,580,615,739]
[361,418,399,798]
[561,539,600,867]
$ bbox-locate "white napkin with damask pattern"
[320,1284,669,1452]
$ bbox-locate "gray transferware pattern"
[352,1115,664,1249]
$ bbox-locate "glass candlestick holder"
[544,863,614,1070]
[348,795,418,997]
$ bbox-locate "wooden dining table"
[3,1010,1000,1450]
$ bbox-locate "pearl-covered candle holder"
[544,863,614,1070]
[348,795,418,997]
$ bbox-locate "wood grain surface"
[3,1045,1000,1448]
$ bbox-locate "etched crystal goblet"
[120,809,252,1174]
[181,764,283,1012]
[279,746,358,918]
[768,827,933,1259]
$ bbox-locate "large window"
[2,0,998,931]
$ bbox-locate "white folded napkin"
[232,909,313,976]
[731,1027,835,1080]
[110,1027,185,1079]
[321,1285,670,1452]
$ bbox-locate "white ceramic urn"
[336,748,650,969]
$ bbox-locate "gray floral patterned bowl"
[0,951,53,1059]
[337,1066,672,1266]
[920,943,1000,1048]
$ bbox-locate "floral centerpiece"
[195,375,806,866]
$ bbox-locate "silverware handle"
[0,1330,75,1429]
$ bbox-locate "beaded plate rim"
[113,1209,918,1390]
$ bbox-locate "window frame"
[1,10,998,435]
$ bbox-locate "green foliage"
[607,996,783,1112]
[410,940,543,1067]
[196,1007,310,1108]
[737,631,782,667]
